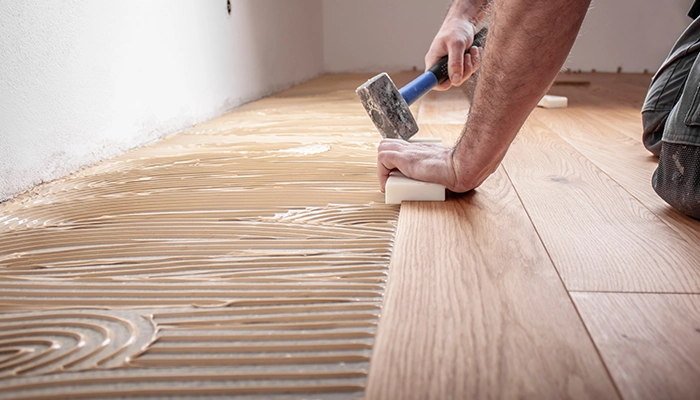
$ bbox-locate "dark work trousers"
[642,15,700,219]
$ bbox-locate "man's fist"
[424,19,482,91]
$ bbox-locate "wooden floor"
[367,72,700,399]
[1,72,699,399]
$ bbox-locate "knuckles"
[377,139,405,152]
[445,37,468,51]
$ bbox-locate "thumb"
[447,39,467,85]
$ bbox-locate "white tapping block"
[385,171,446,204]
[537,95,568,109]
[408,137,443,144]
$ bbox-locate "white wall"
[323,0,452,74]
[0,0,323,201]
[569,0,690,72]
[323,0,691,74]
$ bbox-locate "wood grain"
[416,88,471,124]
[370,75,700,398]
[572,292,700,400]
[532,84,700,245]
[412,73,700,292]
[502,117,700,292]
[365,153,617,399]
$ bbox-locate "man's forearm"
[452,0,591,191]
[377,0,591,193]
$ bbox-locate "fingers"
[377,139,408,192]
[425,47,452,91]
[378,138,406,151]
[377,151,398,193]
[435,46,470,91]
[424,51,442,74]
[447,38,467,87]
[436,46,482,90]
[425,19,479,91]
[454,47,482,87]
[465,46,482,78]
[435,80,453,91]
[376,139,456,192]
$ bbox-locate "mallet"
[356,28,487,140]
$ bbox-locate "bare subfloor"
[1,73,699,399]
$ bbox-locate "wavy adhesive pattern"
[0,75,400,399]
[0,310,154,377]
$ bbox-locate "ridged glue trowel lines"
[0,207,393,286]
[0,310,154,377]
[0,75,398,399]
[0,144,384,231]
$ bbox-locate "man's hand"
[378,139,464,193]
[377,138,504,194]
[425,13,482,91]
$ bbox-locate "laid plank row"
[366,120,616,398]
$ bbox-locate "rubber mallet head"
[356,28,487,141]
[356,73,419,140]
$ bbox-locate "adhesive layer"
[0,74,402,399]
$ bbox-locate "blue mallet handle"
[399,28,487,106]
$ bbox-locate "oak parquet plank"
[546,84,645,141]
[417,123,463,145]
[529,104,700,246]
[365,155,617,399]
[370,74,700,398]
[569,76,648,110]
[572,292,700,400]
[416,88,470,124]
[413,74,700,292]
[502,118,700,292]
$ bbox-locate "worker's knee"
[652,142,700,220]
[648,30,700,220]
[642,16,700,156]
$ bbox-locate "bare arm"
[378,0,591,192]
[450,0,591,191]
